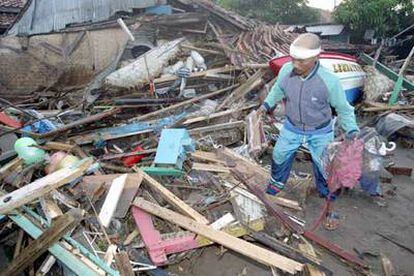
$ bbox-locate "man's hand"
[256,105,267,117]
[345,130,359,141]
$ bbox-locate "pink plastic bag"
[325,139,364,194]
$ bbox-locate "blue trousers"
[270,127,334,199]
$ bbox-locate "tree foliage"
[334,0,414,40]
[215,0,320,24]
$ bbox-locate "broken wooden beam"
[217,69,265,111]
[129,84,239,122]
[153,66,239,84]
[114,251,135,276]
[218,148,301,210]
[0,158,93,214]
[40,194,63,224]
[1,209,84,276]
[232,169,367,269]
[38,108,120,138]
[132,206,263,265]
[192,162,230,173]
[0,158,23,181]
[188,121,245,135]
[246,229,332,276]
[99,174,129,227]
[100,148,156,161]
[190,151,227,165]
[381,253,394,276]
[246,110,267,157]
[133,198,303,274]
[134,167,209,224]
[2,210,115,275]
[114,173,143,218]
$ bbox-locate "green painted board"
[142,166,183,177]
[359,53,414,90]
[21,207,119,276]
[8,213,103,276]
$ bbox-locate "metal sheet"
[8,0,166,35]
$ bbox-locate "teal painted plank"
[9,214,102,276]
[142,166,183,177]
[65,237,120,276]
[22,207,119,276]
[360,53,414,90]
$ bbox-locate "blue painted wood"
[145,5,172,15]
[8,213,102,276]
[154,129,195,169]
[22,207,120,276]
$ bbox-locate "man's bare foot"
[324,212,340,231]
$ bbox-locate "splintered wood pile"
[0,0,390,275]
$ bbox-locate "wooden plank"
[0,158,23,181]
[188,121,245,135]
[40,195,63,223]
[75,173,141,201]
[114,251,135,276]
[131,206,264,265]
[123,229,139,246]
[42,142,76,152]
[35,255,56,276]
[232,170,367,268]
[99,174,128,227]
[114,173,143,218]
[217,70,265,111]
[381,254,394,276]
[219,148,301,210]
[128,84,239,122]
[0,158,93,214]
[100,148,156,161]
[133,198,303,274]
[153,66,239,84]
[103,244,117,265]
[181,103,258,126]
[246,110,267,157]
[13,229,24,259]
[38,108,120,138]
[192,162,230,173]
[134,168,209,224]
[181,44,223,55]
[190,151,227,165]
[1,209,84,276]
[7,213,105,275]
[71,127,152,146]
[298,243,324,276]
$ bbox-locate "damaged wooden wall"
[0,27,129,96]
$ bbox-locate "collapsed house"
[0,0,413,275]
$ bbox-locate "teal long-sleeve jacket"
[263,62,359,134]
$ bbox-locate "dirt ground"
[168,146,414,276]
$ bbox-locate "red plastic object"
[268,51,358,76]
[0,112,22,128]
[122,145,146,167]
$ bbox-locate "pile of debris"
[0,0,414,275]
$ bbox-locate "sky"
[307,0,343,11]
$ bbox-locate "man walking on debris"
[257,33,359,230]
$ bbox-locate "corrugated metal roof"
[0,0,26,9]
[305,24,345,36]
[0,12,14,26]
[7,0,165,36]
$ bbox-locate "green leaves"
[333,0,414,40]
[214,0,320,24]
